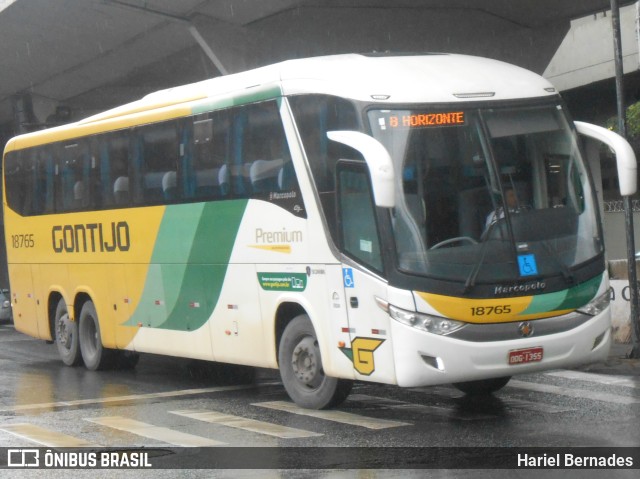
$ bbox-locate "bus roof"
[82,53,556,122]
[280,53,556,102]
[6,53,557,150]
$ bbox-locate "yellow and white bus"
[2,54,636,409]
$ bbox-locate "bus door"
[337,161,397,384]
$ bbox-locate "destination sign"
[376,111,466,130]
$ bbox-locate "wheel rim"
[291,336,323,389]
[82,313,98,357]
[56,313,73,350]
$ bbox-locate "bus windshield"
[368,104,602,286]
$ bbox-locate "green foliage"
[627,102,640,139]
[606,101,640,139]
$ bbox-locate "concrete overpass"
[0,0,632,136]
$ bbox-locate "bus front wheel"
[278,314,352,409]
[453,376,511,395]
[78,300,114,371]
[54,299,82,366]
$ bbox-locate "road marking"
[348,394,497,420]
[545,370,640,388]
[0,423,100,447]
[412,386,575,414]
[0,384,265,413]
[86,416,224,447]
[508,380,640,405]
[170,409,322,438]
[253,401,411,429]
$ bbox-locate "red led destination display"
[379,111,466,129]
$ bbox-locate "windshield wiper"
[463,225,495,293]
[541,240,574,284]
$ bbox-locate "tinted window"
[4,100,304,218]
[289,95,360,236]
[337,161,383,272]
[135,123,179,205]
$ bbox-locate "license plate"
[508,346,543,365]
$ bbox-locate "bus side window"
[113,176,130,205]
[137,121,180,205]
[230,108,250,198]
[6,146,56,216]
[241,100,297,197]
[78,143,93,211]
[25,149,39,215]
[289,94,360,237]
[86,139,102,210]
[192,113,230,200]
[180,121,194,199]
[43,148,55,214]
[56,142,89,213]
[34,146,55,214]
[129,133,143,205]
[101,132,130,209]
[4,150,31,216]
[337,161,383,272]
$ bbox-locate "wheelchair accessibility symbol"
[343,268,355,288]
[518,254,538,277]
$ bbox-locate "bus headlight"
[577,288,611,316]
[388,304,466,336]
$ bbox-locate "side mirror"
[327,131,395,208]
[575,121,637,196]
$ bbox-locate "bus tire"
[54,299,82,366]
[453,376,511,395]
[278,314,352,409]
[113,350,140,370]
[78,300,114,371]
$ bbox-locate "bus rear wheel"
[453,376,511,395]
[54,299,82,366]
[278,314,352,409]
[78,300,114,371]
[113,350,140,370]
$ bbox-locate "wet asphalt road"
[0,322,638,478]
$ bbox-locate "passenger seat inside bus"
[113,176,130,205]
[250,159,284,193]
[143,172,165,202]
[230,162,253,196]
[73,180,85,208]
[195,164,229,198]
[458,182,532,241]
[457,187,492,241]
[278,162,295,190]
[162,171,177,201]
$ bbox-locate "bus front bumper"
[390,308,612,388]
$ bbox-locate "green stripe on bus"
[521,273,602,316]
[191,85,283,116]
[520,289,568,316]
[555,274,602,311]
[125,200,248,331]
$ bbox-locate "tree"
[606,101,640,151]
